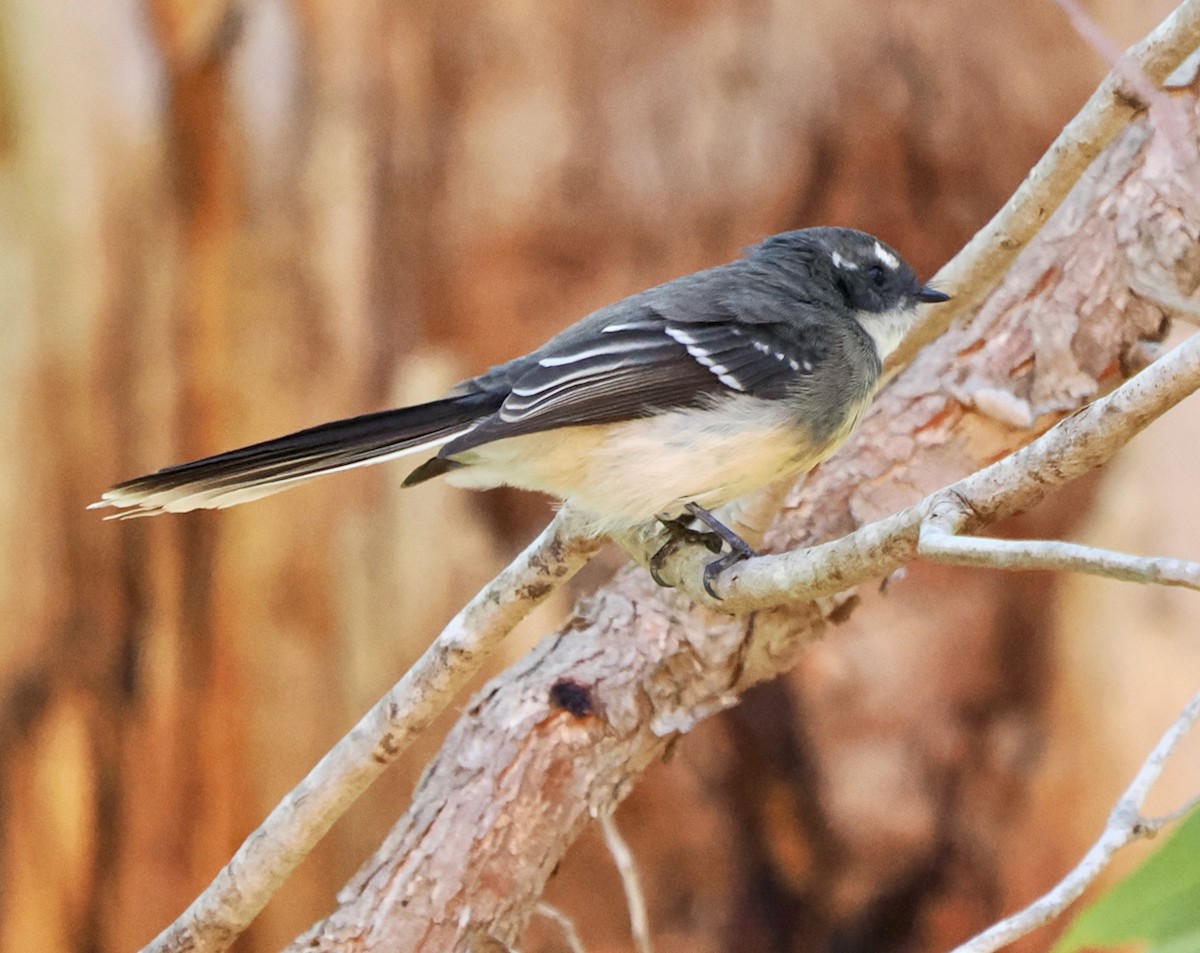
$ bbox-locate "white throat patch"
[859,304,917,358]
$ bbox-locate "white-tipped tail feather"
[90,435,458,518]
[91,395,496,518]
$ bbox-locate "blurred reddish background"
[2,2,1198,952]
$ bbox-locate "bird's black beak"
[915,284,951,304]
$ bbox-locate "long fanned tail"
[90,393,498,518]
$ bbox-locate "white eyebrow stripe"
[873,241,900,269]
[831,251,858,271]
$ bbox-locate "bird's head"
[755,227,950,358]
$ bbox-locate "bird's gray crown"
[751,227,928,313]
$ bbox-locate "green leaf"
[1145,929,1200,953]
[1054,805,1200,953]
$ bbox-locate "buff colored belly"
[445,394,868,535]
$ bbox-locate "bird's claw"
[650,520,724,587]
[700,545,756,599]
[650,505,757,599]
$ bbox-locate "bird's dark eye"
[867,264,887,286]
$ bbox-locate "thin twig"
[1139,791,1200,835]
[918,526,1200,590]
[1053,0,1134,67]
[1051,0,1196,160]
[533,904,589,953]
[140,509,602,953]
[600,815,655,953]
[948,692,1200,953]
[887,0,1200,370]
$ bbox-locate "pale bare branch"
[1140,791,1200,835]
[948,693,1200,953]
[1051,0,1198,164]
[888,0,1200,370]
[139,509,602,953]
[532,904,589,953]
[601,815,655,953]
[918,520,1200,590]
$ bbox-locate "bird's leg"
[684,502,757,599]
[649,513,724,588]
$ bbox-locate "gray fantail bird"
[93,226,949,596]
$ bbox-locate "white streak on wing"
[514,338,671,402]
[873,241,900,269]
[663,326,700,347]
[505,370,624,417]
[537,338,659,367]
[664,325,745,390]
[512,361,613,397]
[831,251,858,271]
[602,320,662,333]
[501,377,600,417]
[763,348,800,372]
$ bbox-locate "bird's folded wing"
[445,306,830,452]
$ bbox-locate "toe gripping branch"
[649,502,758,599]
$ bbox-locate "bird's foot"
[649,516,723,588]
[660,513,726,553]
[684,503,757,599]
[648,504,757,598]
